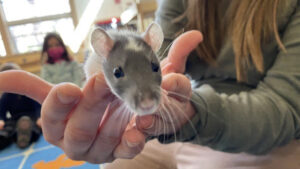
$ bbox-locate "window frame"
[0,0,78,58]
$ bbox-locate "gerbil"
[84,23,164,116]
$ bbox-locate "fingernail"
[57,92,79,104]
[126,141,139,148]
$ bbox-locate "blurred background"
[0,0,158,74]
[0,0,159,168]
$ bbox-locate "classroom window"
[2,0,70,22]
[9,18,74,53]
[0,35,6,57]
[1,0,74,54]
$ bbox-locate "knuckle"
[114,148,139,159]
[64,151,85,161]
[98,134,121,145]
[86,157,105,164]
[86,155,115,164]
[43,134,56,144]
[130,145,144,155]
[121,150,139,159]
[67,126,96,144]
[43,134,62,147]
[80,95,111,112]
[123,154,138,159]
[42,114,59,126]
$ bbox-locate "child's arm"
[157,4,300,154]
[40,65,55,83]
[71,61,84,87]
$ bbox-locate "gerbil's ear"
[142,22,164,53]
[91,28,114,59]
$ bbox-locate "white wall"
[74,0,90,21]
[74,0,135,22]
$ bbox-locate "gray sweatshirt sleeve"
[155,0,186,59]
[71,61,84,87]
[40,65,54,83]
[157,4,300,155]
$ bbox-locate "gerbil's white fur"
[125,38,144,52]
[84,52,102,79]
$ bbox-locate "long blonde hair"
[182,0,286,82]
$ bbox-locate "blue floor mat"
[0,136,104,169]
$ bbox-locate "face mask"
[47,46,65,61]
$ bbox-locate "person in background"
[104,0,300,168]
[40,32,84,87]
[0,63,42,149]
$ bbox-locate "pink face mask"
[47,46,65,61]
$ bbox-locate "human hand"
[160,30,203,75]
[0,69,145,163]
[36,118,42,128]
[0,70,52,132]
[150,30,203,134]
[40,74,146,163]
[0,30,203,164]
[0,120,5,130]
[40,30,203,162]
[138,30,203,133]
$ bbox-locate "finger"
[136,114,174,136]
[113,127,146,159]
[160,57,169,69]
[36,118,42,128]
[165,30,203,74]
[136,115,156,134]
[137,74,192,135]
[0,70,52,104]
[161,73,192,102]
[0,120,5,130]
[160,57,171,75]
[84,103,133,163]
[136,115,154,130]
[161,62,173,76]
[63,73,115,157]
[41,83,82,146]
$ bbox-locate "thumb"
[161,73,192,102]
[162,30,203,75]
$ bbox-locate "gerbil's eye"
[113,67,124,78]
[151,62,159,72]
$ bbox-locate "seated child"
[0,63,42,149]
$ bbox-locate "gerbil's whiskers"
[159,40,174,59]
[168,89,199,137]
[106,99,133,137]
[158,29,185,59]
[156,86,199,142]
[160,92,178,142]
[153,87,178,141]
[154,87,167,141]
[158,100,170,142]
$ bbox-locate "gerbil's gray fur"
[85,23,164,116]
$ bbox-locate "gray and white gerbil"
[84,23,164,116]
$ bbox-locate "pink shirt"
[176,140,300,169]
